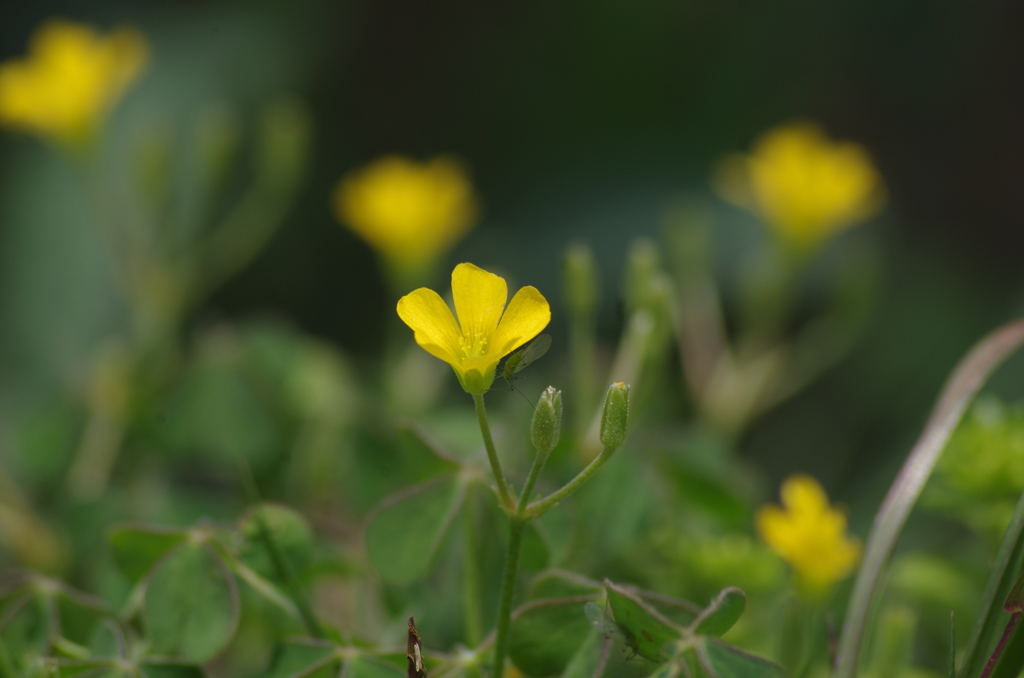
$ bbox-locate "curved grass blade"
[835,318,1024,678]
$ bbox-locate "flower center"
[458,332,489,359]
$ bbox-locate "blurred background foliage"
[1,0,1024,677]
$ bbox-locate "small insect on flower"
[501,333,551,388]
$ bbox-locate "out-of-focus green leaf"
[138,662,206,678]
[158,363,279,469]
[520,523,551,572]
[266,640,338,678]
[55,660,119,678]
[365,475,465,584]
[238,503,314,583]
[1,591,50,667]
[509,598,593,677]
[53,591,109,649]
[605,583,681,662]
[344,656,405,678]
[690,588,745,638]
[696,639,789,678]
[107,526,188,583]
[528,571,601,600]
[86,621,123,660]
[142,543,238,663]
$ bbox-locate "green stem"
[473,394,515,511]
[492,518,526,678]
[463,485,483,648]
[517,449,550,514]
[525,445,618,519]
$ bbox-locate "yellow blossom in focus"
[334,155,478,276]
[397,263,550,395]
[715,121,884,248]
[756,474,861,593]
[0,19,148,147]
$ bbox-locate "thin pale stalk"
[473,394,515,511]
[492,518,526,678]
[835,318,1024,678]
[570,312,598,438]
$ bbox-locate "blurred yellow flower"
[334,155,478,276]
[757,474,861,593]
[715,122,884,248]
[0,19,148,147]
[397,263,550,395]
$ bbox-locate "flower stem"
[492,517,526,678]
[980,613,1021,678]
[517,449,549,514]
[525,444,618,519]
[473,394,515,511]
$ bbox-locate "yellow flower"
[756,474,861,593]
[397,263,550,395]
[714,121,884,249]
[0,19,148,147]
[334,155,478,277]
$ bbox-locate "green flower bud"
[531,386,563,454]
[600,382,630,449]
[563,243,599,318]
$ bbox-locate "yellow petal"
[781,474,829,516]
[491,286,551,357]
[396,288,462,366]
[451,263,507,347]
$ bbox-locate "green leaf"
[696,639,789,678]
[54,660,120,678]
[107,526,188,583]
[142,543,239,663]
[559,630,603,678]
[0,591,51,667]
[159,363,280,469]
[365,475,466,584]
[605,582,682,662]
[238,503,314,582]
[528,571,601,600]
[266,640,338,678]
[344,656,405,678]
[509,599,594,677]
[86,621,124,660]
[635,591,701,628]
[54,590,110,649]
[520,522,551,572]
[690,588,745,638]
[138,663,206,678]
